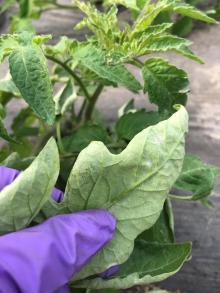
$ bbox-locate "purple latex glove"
[0,166,64,202]
[0,166,116,292]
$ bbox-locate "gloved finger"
[0,209,116,293]
[0,166,64,202]
[0,166,20,191]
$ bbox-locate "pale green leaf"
[171,2,216,23]
[9,44,55,125]
[0,77,20,97]
[175,46,204,64]
[139,34,192,55]
[75,45,142,92]
[0,34,19,62]
[0,138,59,235]
[9,16,35,33]
[132,23,173,39]
[32,34,52,46]
[64,106,188,280]
[54,80,77,115]
[133,1,174,32]
[74,240,191,289]
[142,58,189,112]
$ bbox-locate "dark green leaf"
[9,44,55,125]
[18,0,32,18]
[0,152,34,170]
[139,199,174,243]
[63,125,109,153]
[172,17,193,37]
[12,107,38,137]
[116,110,168,140]
[142,58,189,112]
[0,117,17,143]
[174,154,219,201]
[74,240,191,289]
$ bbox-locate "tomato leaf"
[142,58,189,112]
[0,138,59,235]
[74,240,191,289]
[9,43,55,125]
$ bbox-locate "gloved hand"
[0,166,116,293]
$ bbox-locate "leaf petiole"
[169,194,193,201]
[46,55,91,101]
[56,119,64,154]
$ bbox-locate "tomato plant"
[0,0,219,291]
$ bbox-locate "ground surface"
[1,5,220,293]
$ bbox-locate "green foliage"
[173,154,219,205]
[64,106,187,280]
[75,45,142,92]
[9,39,55,125]
[0,0,218,291]
[142,58,189,113]
[116,110,168,140]
[63,125,109,153]
[0,138,59,234]
[139,199,175,243]
[74,240,191,289]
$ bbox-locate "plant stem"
[46,55,91,101]
[84,84,104,121]
[169,194,193,201]
[56,119,64,154]
[131,57,144,68]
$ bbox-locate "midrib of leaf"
[139,248,189,277]
[145,68,172,95]
[83,152,106,210]
[119,244,189,278]
[110,131,184,208]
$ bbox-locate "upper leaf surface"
[63,125,109,154]
[74,240,191,289]
[174,154,219,201]
[142,58,189,112]
[75,45,142,92]
[0,138,59,235]
[64,106,188,280]
[9,44,55,125]
[116,110,168,140]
